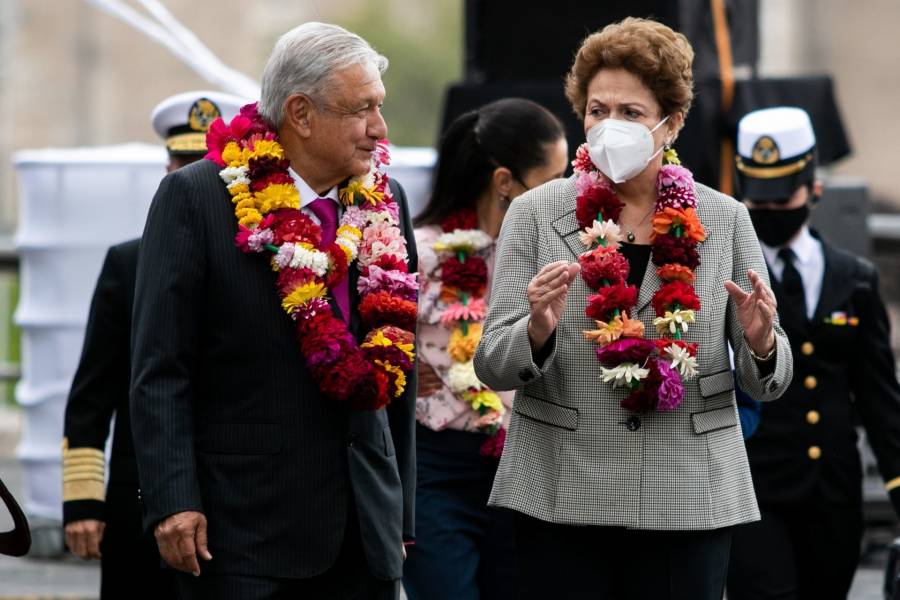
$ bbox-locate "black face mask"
[748,203,810,247]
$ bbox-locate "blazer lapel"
[811,238,855,326]
[552,210,585,260]
[634,257,662,315]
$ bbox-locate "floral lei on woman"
[205,103,417,411]
[572,144,704,413]
[432,209,506,457]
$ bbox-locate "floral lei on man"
[204,103,417,411]
[432,209,506,458]
[573,144,705,413]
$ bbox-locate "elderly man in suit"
[131,22,417,599]
[61,90,244,599]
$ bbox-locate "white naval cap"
[735,107,817,201]
[151,90,250,154]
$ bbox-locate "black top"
[619,243,652,289]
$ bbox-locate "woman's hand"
[725,268,777,356]
[417,361,443,396]
[527,261,581,352]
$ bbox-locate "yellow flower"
[255,184,299,213]
[375,360,407,397]
[362,330,415,363]
[281,282,325,313]
[248,139,284,160]
[340,180,384,206]
[337,225,362,240]
[221,142,245,167]
[228,182,250,196]
[238,211,262,228]
[464,390,504,413]
[448,323,483,362]
[231,190,253,204]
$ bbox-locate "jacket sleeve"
[387,179,417,540]
[728,202,793,401]
[848,263,900,493]
[474,195,558,391]
[62,245,130,524]
[130,169,206,532]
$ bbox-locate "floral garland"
[433,209,506,458]
[573,144,704,413]
[205,103,417,411]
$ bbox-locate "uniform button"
[518,369,534,382]
[806,410,820,425]
[801,342,814,356]
[808,446,822,460]
[626,416,641,432]
[803,376,817,390]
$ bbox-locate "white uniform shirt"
[760,225,825,321]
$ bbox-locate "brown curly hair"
[565,18,694,120]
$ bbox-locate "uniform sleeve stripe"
[885,476,900,491]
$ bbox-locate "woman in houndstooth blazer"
[473,19,793,600]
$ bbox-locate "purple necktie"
[308,198,350,322]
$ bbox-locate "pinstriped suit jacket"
[131,159,416,579]
[473,176,793,531]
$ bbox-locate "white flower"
[665,344,699,379]
[448,361,484,393]
[361,165,378,189]
[600,362,649,387]
[274,243,295,270]
[288,245,330,276]
[653,309,696,335]
[365,209,396,226]
[336,237,359,261]
[579,219,623,248]
[220,165,248,185]
[226,175,251,192]
[433,230,494,255]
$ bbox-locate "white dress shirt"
[289,167,341,225]
[760,225,825,320]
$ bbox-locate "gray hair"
[258,22,388,128]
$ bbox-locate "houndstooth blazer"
[473,175,793,531]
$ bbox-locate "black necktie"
[778,247,807,324]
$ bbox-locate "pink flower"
[655,358,684,411]
[204,115,253,166]
[374,139,391,166]
[575,170,603,197]
[341,206,368,231]
[479,428,506,458]
[657,165,694,190]
[440,298,487,326]
[274,243,295,269]
[572,144,595,173]
[358,264,419,300]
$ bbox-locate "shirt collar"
[288,167,339,208]
[760,225,816,266]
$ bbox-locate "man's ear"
[283,93,314,138]
[812,180,824,200]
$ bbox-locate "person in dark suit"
[727,107,900,599]
[130,22,418,599]
[61,91,244,598]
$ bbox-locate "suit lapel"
[811,238,855,326]
[552,209,585,260]
[634,257,662,315]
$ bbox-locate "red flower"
[204,115,253,166]
[359,291,418,331]
[620,358,664,413]
[441,256,488,294]
[276,267,318,296]
[585,284,638,321]
[596,338,656,366]
[269,209,321,246]
[239,102,271,136]
[479,428,507,459]
[651,281,700,317]
[655,339,698,356]
[579,247,630,289]
[371,254,409,274]
[325,244,349,288]
[651,235,700,270]
[441,209,479,232]
[576,184,624,230]
[247,155,292,191]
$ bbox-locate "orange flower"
[657,264,696,284]
[620,311,645,338]
[440,285,463,304]
[651,207,706,242]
